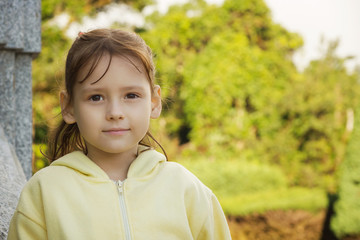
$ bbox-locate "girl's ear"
[60,90,76,124]
[150,85,162,119]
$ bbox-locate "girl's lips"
[103,129,130,135]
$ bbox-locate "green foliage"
[33,144,49,173]
[181,158,327,216]
[42,0,153,21]
[180,30,297,154]
[142,0,303,151]
[256,43,360,189]
[33,24,70,144]
[221,187,327,216]
[180,158,287,198]
[142,0,359,191]
[331,104,360,237]
[42,0,86,21]
[33,25,69,90]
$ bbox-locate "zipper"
[115,180,132,240]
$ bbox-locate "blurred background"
[33,0,360,239]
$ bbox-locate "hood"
[51,146,166,181]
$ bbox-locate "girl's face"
[61,54,161,158]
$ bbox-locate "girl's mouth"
[103,128,130,135]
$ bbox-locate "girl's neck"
[86,146,138,181]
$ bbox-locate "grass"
[219,187,327,216]
[179,158,328,216]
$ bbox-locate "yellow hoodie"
[8,148,231,240]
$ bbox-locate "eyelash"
[89,95,103,102]
[125,93,139,99]
[88,93,140,101]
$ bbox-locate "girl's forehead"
[76,54,146,85]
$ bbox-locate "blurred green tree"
[142,0,359,191]
[331,96,360,238]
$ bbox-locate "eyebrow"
[80,85,146,93]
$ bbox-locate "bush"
[220,187,327,216]
[180,158,287,198]
[33,144,49,173]
[331,107,360,238]
[180,158,327,216]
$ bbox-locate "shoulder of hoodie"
[27,164,70,182]
[15,160,74,213]
[158,161,220,223]
[159,160,215,197]
[22,154,88,191]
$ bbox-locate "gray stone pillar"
[0,126,26,240]
[15,54,34,178]
[0,0,41,238]
[0,0,41,179]
[0,51,16,146]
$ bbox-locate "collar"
[51,146,166,181]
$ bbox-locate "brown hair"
[47,28,166,162]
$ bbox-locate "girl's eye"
[89,95,103,101]
[125,93,139,99]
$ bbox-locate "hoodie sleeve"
[197,194,232,240]
[7,173,47,240]
[7,211,47,240]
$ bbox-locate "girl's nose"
[106,101,124,120]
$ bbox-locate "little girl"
[8,29,231,240]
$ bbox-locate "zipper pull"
[116,180,123,193]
